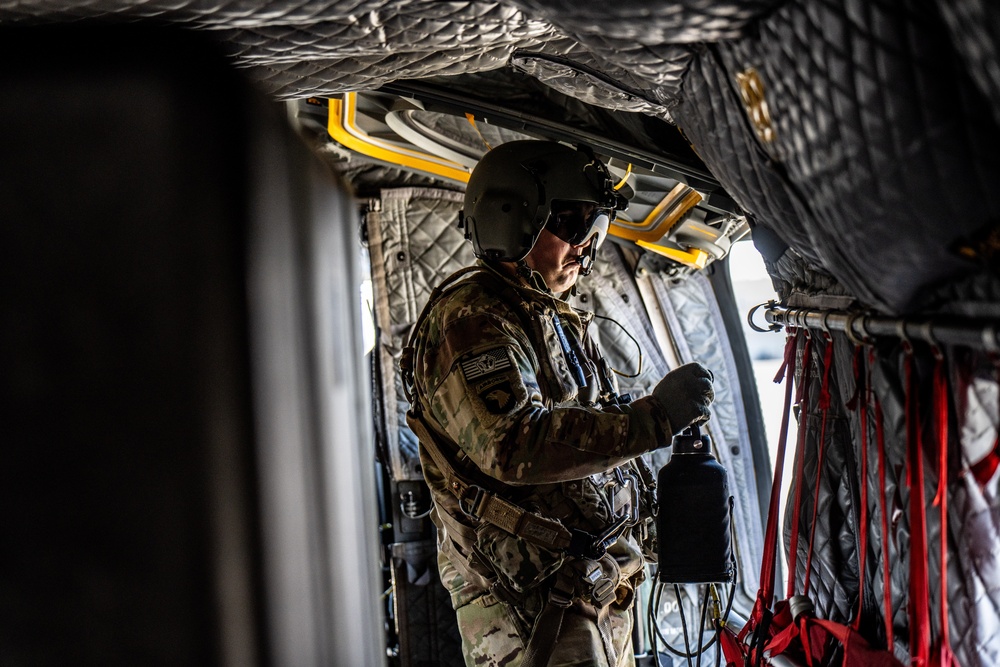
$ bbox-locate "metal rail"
[748,301,1000,352]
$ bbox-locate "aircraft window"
[360,248,376,356]
[727,238,797,583]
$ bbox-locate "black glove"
[650,362,715,431]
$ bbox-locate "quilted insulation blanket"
[5,0,1000,665]
[3,0,996,314]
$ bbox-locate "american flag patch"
[460,348,513,381]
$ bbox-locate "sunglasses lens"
[546,201,610,246]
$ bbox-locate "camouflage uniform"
[406,262,676,667]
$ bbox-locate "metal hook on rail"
[819,310,835,341]
[896,319,913,355]
[785,307,801,330]
[843,311,873,348]
[918,321,944,361]
[747,301,782,333]
[783,307,804,336]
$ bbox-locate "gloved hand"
[650,362,715,431]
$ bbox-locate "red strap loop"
[757,331,801,614]
[803,337,835,596]
[931,351,956,666]
[786,334,814,599]
[850,346,870,632]
[871,348,894,650]
[905,349,931,667]
[970,358,1000,486]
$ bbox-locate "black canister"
[656,425,734,584]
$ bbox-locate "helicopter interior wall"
[0,32,261,665]
[670,0,1000,317]
[0,28,383,667]
[3,0,1000,665]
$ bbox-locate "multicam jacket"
[405,262,673,611]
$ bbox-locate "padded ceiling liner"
[0,0,774,101]
[3,0,998,315]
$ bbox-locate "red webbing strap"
[799,615,815,667]
[786,332,815,600]
[904,347,931,667]
[969,442,1000,485]
[850,346,871,632]
[803,336,835,597]
[930,349,957,667]
[872,348,894,649]
[749,331,800,632]
[970,358,1000,485]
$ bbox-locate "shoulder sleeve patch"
[476,377,517,414]
[460,347,514,381]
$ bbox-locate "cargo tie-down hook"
[747,300,782,333]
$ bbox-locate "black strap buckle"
[568,528,606,559]
[458,485,487,518]
[547,585,574,609]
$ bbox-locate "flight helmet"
[462,140,627,268]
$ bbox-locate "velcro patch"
[478,379,516,414]
[460,347,513,381]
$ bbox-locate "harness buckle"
[458,485,487,519]
[547,585,574,609]
[568,528,606,559]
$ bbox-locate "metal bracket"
[747,300,782,333]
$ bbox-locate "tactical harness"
[400,265,657,667]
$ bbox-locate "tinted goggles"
[545,200,611,249]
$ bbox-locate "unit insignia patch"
[460,347,513,381]
[477,377,516,413]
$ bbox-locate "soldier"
[401,140,714,667]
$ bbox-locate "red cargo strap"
[803,336,835,597]
[724,330,798,666]
[904,346,931,667]
[744,331,800,638]
[969,358,1000,485]
[847,346,870,632]
[969,439,1000,485]
[930,348,957,667]
[722,329,904,667]
[871,348,894,649]
[785,332,814,600]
